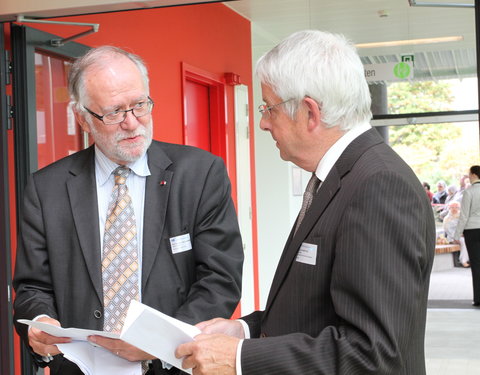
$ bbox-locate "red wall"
[21,3,254,187]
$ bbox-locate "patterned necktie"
[295,173,320,234]
[102,166,139,333]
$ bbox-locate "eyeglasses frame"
[258,98,294,118]
[83,96,154,125]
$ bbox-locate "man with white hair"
[176,30,435,375]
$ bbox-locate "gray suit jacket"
[241,129,435,375]
[13,140,243,374]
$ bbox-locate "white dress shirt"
[95,146,151,296]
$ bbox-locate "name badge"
[295,242,318,265]
[170,233,192,254]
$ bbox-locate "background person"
[443,201,470,267]
[439,184,458,221]
[454,165,480,306]
[13,46,244,375]
[433,180,448,204]
[176,30,435,375]
[423,181,434,202]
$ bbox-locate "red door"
[184,79,211,151]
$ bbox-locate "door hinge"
[6,95,14,130]
[4,50,12,85]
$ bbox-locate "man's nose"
[259,117,270,132]
[119,110,141,130]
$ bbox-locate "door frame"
[0,22,14,375]
[181,62,227,162]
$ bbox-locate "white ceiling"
[225,0,477,81]
[0,0,476,81]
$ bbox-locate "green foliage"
[386,80,478,186]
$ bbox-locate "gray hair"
[68,46,149,112]
[255,30,372,131]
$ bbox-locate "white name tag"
[295,242,318,265]
[169,233,192,254]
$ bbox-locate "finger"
[195,318,223,331]
[88,335,119,350]
[175,343,192,359]
[181,355,196,370]
[30,329,71,345]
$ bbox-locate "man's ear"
[74,108,91,134]
[304,97,322,131]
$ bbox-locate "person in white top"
[454,165,480,306]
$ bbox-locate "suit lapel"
[142,142,173,290]
[66,147,104,303]
[264,128,384,312]
[265,169,341,310]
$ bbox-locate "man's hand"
[28,317,71,357]
[88,336,155,362]
[175,334,239,375]
[196,318,245,338]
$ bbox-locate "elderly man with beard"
[13,46,243,375]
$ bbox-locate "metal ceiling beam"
[408,0,474,8]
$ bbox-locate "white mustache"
[115,128,146,142]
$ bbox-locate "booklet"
[17,319,120,341]
[18,301,200,375]
[120,300,201,375]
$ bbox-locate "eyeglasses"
[84,97,154,125]
[258,98,294,118]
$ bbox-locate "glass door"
[10,24,89,375]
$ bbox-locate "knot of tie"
[114,166,131,185]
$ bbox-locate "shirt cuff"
[237,319,250,339]
[235,319,250,375]
[236,339,244,375]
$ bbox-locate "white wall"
[252,39,308,309]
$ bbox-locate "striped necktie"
[295,173,320,234]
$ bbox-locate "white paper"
[17,319,120,341]
[120,300,201,375]
[57,341,140,375]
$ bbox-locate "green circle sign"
[393,62,411,79]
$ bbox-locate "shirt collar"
[315,122,372,181]
[95,145,151,186]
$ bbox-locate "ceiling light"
[356,36,463,48]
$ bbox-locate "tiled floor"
[426,263,480,375]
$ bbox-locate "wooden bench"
[435,244,460,254]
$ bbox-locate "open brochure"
[18,301,200,375]
[120,300,201,374]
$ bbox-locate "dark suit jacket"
[241,129,435,375]
[13,140,244,375]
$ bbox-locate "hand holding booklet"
[120,300,201,374]
[18,300,201,375]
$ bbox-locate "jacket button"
[94,310,102,319]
